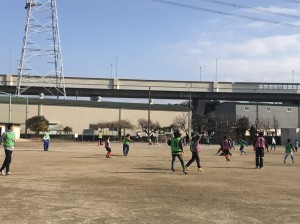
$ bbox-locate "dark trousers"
[44,140,49,151]
[123,144,129,156]
[98,138,103,146]
[271,144,276,150]
[171,154,185,170]
[186,152,201,168]
[255,148,265,168]
[1,150,13,172]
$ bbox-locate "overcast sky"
[1,0,300,84]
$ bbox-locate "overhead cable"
[150,0,300,29]
[201,0,300,20]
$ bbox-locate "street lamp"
[200,66,202,82]
[215,59,218,81]
[147,87,154,144]
[110,64,113,78]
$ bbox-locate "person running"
[253,132,269,169]
[0,123,15,176]
[294,139,298,152]
[169,131,188,174]
[222,136,232,162]
[105,136,112,158]
[185,135,204,172]
[270,136,276,151]
[239,138,248,155]
[98,131,103,146]
[123,134,131,156]
[284,139,295,163]
[43,128,50,151]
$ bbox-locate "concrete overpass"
[1,74,300,103]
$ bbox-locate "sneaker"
[1,170,5,176]
[185,166,190,171]
[198,168,204,172]
[183,170,188,174]
[6,172,11,175]
[256,166,260,169]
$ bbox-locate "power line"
[201,0,300,20]
[150,0,300,29]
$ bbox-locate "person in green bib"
[98,131,103,146]
[169,131,188,174]
[239,138,248,155]
[0,123,15,175]
[284,139,295,163]
[123,134,131,156]
[43,128,50,151]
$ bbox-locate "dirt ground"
[0,140,299,224]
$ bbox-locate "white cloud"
[254,6,300,15]
[160,34,300,82]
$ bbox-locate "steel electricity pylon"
[16,0,66,98]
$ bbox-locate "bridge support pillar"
[192,99,206,116]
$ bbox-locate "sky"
[1,0,300,85]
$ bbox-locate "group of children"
[0,122,297,176]
[98,133,132,158]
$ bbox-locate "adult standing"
[253,132,269,169]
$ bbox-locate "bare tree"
[173,114,189,133]
[255,118,266,132]
[91,120,135,140]
[138,118,161,133]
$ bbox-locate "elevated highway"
[1,74,300,103]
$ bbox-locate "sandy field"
[0,140,299,224]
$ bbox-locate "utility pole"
[148,87,151,144]
[215,59,218,81]
[200,66,202,82]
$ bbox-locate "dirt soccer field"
[0,140,299,224]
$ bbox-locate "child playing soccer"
[98,131,103,146]
[205,136,210,147]
[105,136,112,158]
[270,136,276,151]
[294,139,298,152]
[185,135,204,172]
[43,128,50,151]
[170,131,188,174]
[239,138,248,155]
[0,123,15,176]
[284,139,295,163]
[123,134,131,156]
[222,136,232,162]
[253,132,269,169]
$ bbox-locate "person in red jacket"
[253,132,269,169]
